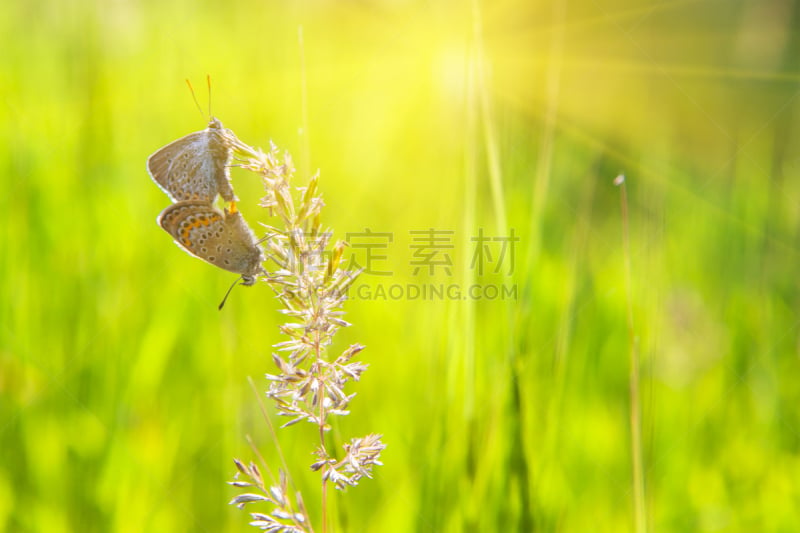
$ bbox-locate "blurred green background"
[2,0,800,531]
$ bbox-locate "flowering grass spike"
[225,135,385,532]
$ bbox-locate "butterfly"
[157,200,264,286]
[147,117,239,205]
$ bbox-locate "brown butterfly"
[157,200,264,286]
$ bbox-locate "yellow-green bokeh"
[2,0,800,531]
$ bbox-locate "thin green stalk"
[316,331,329,533]
[616,175,647,533]
[471,0,507,236]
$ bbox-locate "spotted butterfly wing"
[147,118,238,204]
[158,201,264,283]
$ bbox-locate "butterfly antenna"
[218,276,242,310]
[185,79,206,120]
[207,74,213,117]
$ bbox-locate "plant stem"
[617,175,647,533]
[317,334,328,533]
